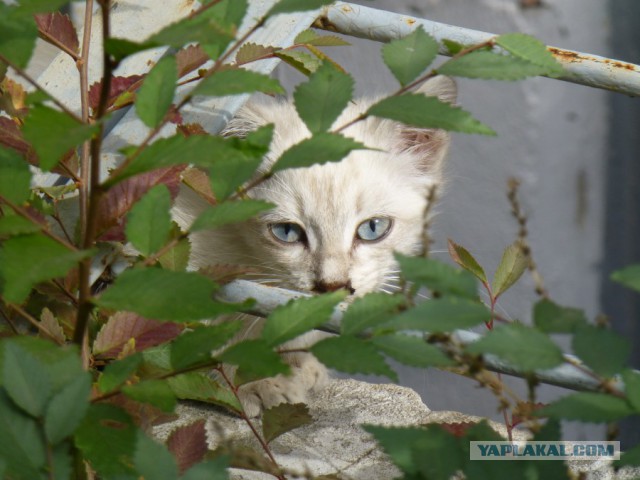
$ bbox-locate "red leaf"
[175,45,209,78]
[34,12,79,55]
[167,105,183,125]
[88,75,144,111]
[93,311,184,359]
[439,421,477,437]
[0,116,31,157]
[104,393,178,431]
[176,123,208,137]
[167,420,208,474]
[96,165,185,241]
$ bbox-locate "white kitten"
[173,76,456,416]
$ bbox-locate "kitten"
[173,75,456,417]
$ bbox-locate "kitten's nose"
[313,281,355,295]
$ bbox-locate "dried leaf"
[182,167,216,205]
[96,165,185,241]
[262,403,313,444]
[39,308,66,343]
[176,44,209,78]
[167,420,208,474]
[93,312,184,359]
[88,75,144,111]
[176,123,208,137]
[0,77,28,118]
[511,402,546,427]
[438,421,477,438]
[34,12,79,55]
[0,116,32,158]
[235,42,275,65]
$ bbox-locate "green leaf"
[10,0,72,15]
[135,56,177,128]
[466,323,565,371]
[275,50,321,76]
[74,404,138,477]
[267,0,333,17]
[170,322,242,370]
[2,338,52,417]
[539,392,634,422]
[21,104,98,171]
[272,133,367,172]
[158,237,191,271]
[98,353,143,393]
[496,33,563,76]
[294,29,350,47]
[0,148,32,205]
[311,336,397,381]
[396,253,478,299]
[193,68,284,97]
[411,426,465,480]
[51,443,73,480]
[126,184,172,256]
[382,27,438,86]
[0,234,90,304]
[182,457,230,480]
[123,380,177,413]
[443,39,465,55]
[167,372,241,413]
[383,298,491,332]
[0,390,46,479]
[134,431,179,480]
[104,38,154,63]
[262,403,313,444]
[262,292,346,347]
[611,264,640,292]
[363,425,427,476]
[492,241,527,298]
[533,299,587,334]
[372,334,454,368]
[44,372,92,444]
[341,292,405,335]
[96,268,237,322]
[0,6,38,69]
[190,200,274,232]
[447,239,487,284]
[293,62,354,133]
[368,94,495,135]
[572,324,630,378]
[622,369,640,412]
[438,50,549,80]
[220,339,289,383]
[618,443,640,468]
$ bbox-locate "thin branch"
[0,305,20,334]
[38,30,80,61]
[6,303,64,345]
[141,233,187,267]
[52,279,79,306]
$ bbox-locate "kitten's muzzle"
[312,280,355,295]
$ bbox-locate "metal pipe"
[317,2,640,97]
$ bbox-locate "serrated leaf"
[466,323,564,371]
[167,372,241,413]
[0,147,31,204]
[368,94,495,135]
[383,298,491,332]
[0,6,38,69]
[134,430,179,480]
[611,264,640,292]
[170,322,242,370]
[443,39,465,55]
[182,457,230,480]
[294,29,350,47]
[135,56,177,128]
[51,443,73,480]
[159,237,191,271]
[262,292,346,347]
[88,74,144,111]
[190,200,274,232]
[34,12,79,55]
[193,68,284,97]
[263,403,313,444]
[0,233,91,304]
[532,298,587,333]
[411,426,465,479]
[235,42,275,65]
[125,184,172,256]
[267,0,333,17]
[492,241,527,298]
[2,341,51,417]
[311,336,396,380]
[96,268,238,322]
[496,33,563,76]
[98,353,143,393]
[572,324,630,378]
[74,404,138,477]
[382,27,438,86]
[167,420,208,474]
[622,370,640,412]
[447,239,487,284]
[272,133,367,172]
[396,253,478,299]
[538,392,634,422]
[39,308,66,344]
[0,215,40,236]
[221,339,289,383]
[21,104,98,171]
[341,292,405,335]
[275,50,321,76]
[123,379,177,412]
[372,334,454,368]
[44,372,91,444]
[439,50,550,80]
[294,62,354,133]
[176,44,209,77]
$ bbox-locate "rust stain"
[603,58,637,71]
[341,5,353,13]
[405,18,416,26]
[549,47,638,71]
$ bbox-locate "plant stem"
[38,28,80,62]
[6,303,64,345]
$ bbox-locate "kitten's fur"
[173,76,457,417]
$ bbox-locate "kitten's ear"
[393,75,457,179]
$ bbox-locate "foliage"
[0,1,637,479]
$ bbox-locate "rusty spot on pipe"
[405,18,416,26]
[549,47,638,71]
[341,4,353,12]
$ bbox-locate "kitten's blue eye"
[356,217,392,242]
[270,223,305,243]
